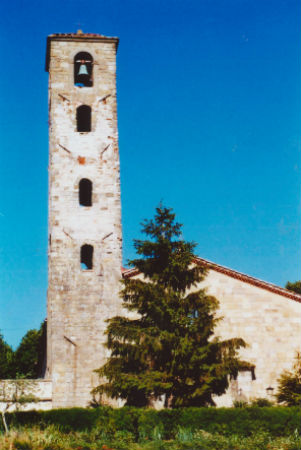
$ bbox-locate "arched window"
[80,244,93,270]
[74,52,93,87]
[79,179,92,206]
[76,105,91,132]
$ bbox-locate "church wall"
[199,270,301,406]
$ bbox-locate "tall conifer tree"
[95,205,253,407]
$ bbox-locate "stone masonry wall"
[201,270,301,406]
[47,36,122,408]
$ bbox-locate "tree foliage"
[285,281,301,295]
[94,205,253,407]
[0,333,13,379]
[276,352,301,406]
[12,321,46,379]
[0,322,46,380]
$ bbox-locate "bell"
[78,64,88,75]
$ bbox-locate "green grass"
[2,406,300,450]
[0,426,300,450]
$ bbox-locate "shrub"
[138,409,164,440]
[276,352,301,406]
[233,400,248,408]
[7,407,99,432]
[105,406,140,438]
[249,398,274,407]
[5,405,301,439]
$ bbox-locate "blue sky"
[0,0,300,348]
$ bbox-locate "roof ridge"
[48,32,118,39]
[122,256,301,303]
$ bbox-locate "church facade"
[1,31,300,410]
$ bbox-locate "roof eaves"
[193,257,301,302]
[122,257,301,303]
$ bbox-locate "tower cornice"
[45,33,119,72]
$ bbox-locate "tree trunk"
[1,410,9,434]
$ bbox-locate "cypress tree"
[94,205,253,407]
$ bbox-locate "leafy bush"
[137,408,164,440]
[7,407,99,431]
[6,405,301,439]
[276,352,301,406]
[233,400,248,408]
[105,406,140,437]
[249,398,274,407]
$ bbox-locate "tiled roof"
[122,256,301,303]
[48,32,118,39]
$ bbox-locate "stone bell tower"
[45,31,122,408]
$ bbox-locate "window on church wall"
[77,105,91,132]
[79,179,92,206]
[74,52,93,87]
[80,244,93,270]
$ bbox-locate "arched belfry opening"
[80,244,93,270]
[74,52,93,87]
[79,178,92,206]
[76,105,91,132]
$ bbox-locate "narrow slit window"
[80,244,93,270]
[77,105,91,132]
[74,52,93,87]
[79,179,92,206]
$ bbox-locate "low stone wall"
[0,379,52,411]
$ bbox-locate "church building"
[1,31,300,410]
